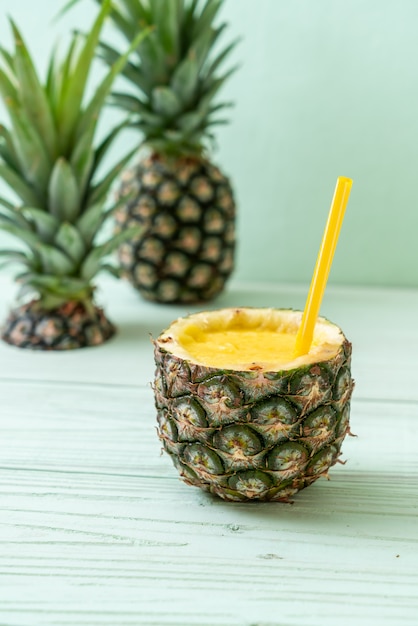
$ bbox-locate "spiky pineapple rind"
[154,308,354,502]
[1,300,115,350]
[115,152,235,303]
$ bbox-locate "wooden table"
[1,274,417,626]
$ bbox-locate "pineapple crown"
[0,1,149,309]
[64,0,239,157]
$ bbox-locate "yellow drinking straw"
[294,176,353,358]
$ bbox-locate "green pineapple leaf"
[105,0,150,41]
[55,0,94,19]
[0,204,32,230]
[68,27,152,198]
[176,110,207,134]
[69,130,95,200]
[152,87,182,117]
[0,162,41,207]
[45,42,62,116]
[0,124,20,171]
[75,201,104,245]
[81,225,142,280]
[76,193,135,245]
[109,93,162,126]
[54,222,86,264]
[48,158,80,222]
[19,273,65,290]
[0,64,18,102]
[74,27,153,144]
[36,242,76,276]
[0,249,34,270]
[170,54,199,106]
[57,0,238,157]
[119,0,151,22]
[205,38,241,79]
[0,44,15,73]
[192,0,223,40]
[22,207,59,241]
[99,262,122,278]
[0,5,153,318]
[88,119,129,176]
[0,221,41,252]
[88,146,137,207]
[9,19,58,159]
[18,272,93,301]
[98,42,152,95]
[150,0,180,60]
[56,0,112,152]
[2,99,52,197]
[0,195,16,211]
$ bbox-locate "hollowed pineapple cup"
[154,307,354,502]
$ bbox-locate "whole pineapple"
[0,2,147,349]
[154,308,354,502]
[72,0,238,304]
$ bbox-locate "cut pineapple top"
[157,308,345,371]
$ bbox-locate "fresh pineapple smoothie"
[180,329,296,368]
[161,307,343,371]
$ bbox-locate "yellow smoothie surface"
[157,308,344,371]
[181,329,296,368]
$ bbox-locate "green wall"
[1,0,418,287]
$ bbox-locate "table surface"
[0,273,417,626]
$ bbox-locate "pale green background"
[1,0,418,288]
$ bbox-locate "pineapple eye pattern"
[306,446,340,479]
[152,213,178,239]
[251,397,298,425]
[157,410,178,443]
[302,407,337,453]
[170,397,212,444]
[157,181,180,205]
[172,397,208,428]
[267,443,310,478]
[201,238,223,263]
[162,355,192,398]
[290,365,333,412]
[213,425,263,456]
[183,444,224,476]
[335,404,351,440]
[164,252,190,277]
[116,158,236,304]
[228,471,273,497]
[176,197,202,222]
[190,177,214,203]
[204,208,225,235]
[198,376,242,407]
[333,366,354,411]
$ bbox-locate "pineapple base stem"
[1,300,116,351]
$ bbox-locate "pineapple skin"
[154,315,354,502]
[1,301,115,351]
[115,153,236,304]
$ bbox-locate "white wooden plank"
[0,380,417,625]
[1,273,418,625]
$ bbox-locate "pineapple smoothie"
[181,328,296,369]
[154,307,354,502]
[164,307,343,370]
